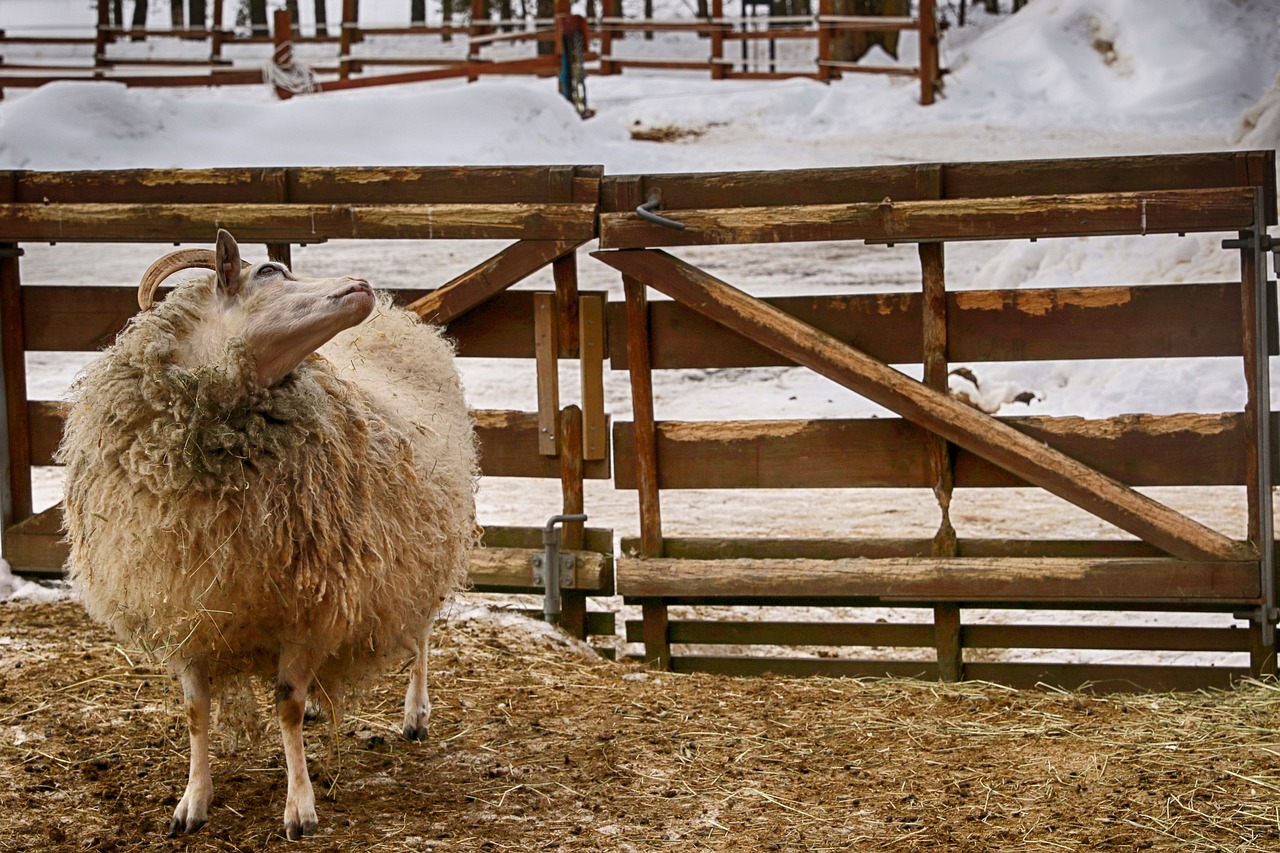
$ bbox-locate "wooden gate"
[0,164,614,643]
[595,151,1278,689]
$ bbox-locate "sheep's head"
[139,229,375,387]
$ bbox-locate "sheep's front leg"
[402,624,433,741]
[168,659,212,836]
[276,645,318,840]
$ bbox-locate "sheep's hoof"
[167,810,207,837]
[303,697,325,723]
[403,721,428,741]
[283,804,318,841]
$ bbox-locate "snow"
[0,0,1278,669]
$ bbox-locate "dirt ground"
[3,600,1280,852]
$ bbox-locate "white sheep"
[56,230,480,839]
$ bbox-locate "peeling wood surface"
[605,281,1265,369]
[406,239,581,322]
[0,202,597,242]
[617,556,1260,604]
[598,188,1258,248]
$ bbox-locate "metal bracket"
[532,552,578,589]
[1223,233,1280,276]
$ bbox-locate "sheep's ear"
[215,229,243,298]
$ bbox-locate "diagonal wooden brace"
[593,248,1252,563]
[406,239,583,324]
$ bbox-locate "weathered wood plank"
[468,547,610,592]
[605,282,1265,369]
[595,249,1251,562]
[612,413,1248,490]
[406,239,581,322]
[619,536,1172,561]
[617,556,1261,605]
[960,662,1244,693]
[667,656,937,679]
[7,166,532,204]
[626,619,936,647]
[599,152,1275,215]
[597,188,1258,248]
[0,202,597,242]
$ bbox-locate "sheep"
[56,229,480,839]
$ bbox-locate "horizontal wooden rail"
[618,556,1261,607]
[598,187,1259,248]
[600,152,1276,218]
[623,619,1251,653]
[606,282,1272,369]
[612,413,1252,490]
[0,202,596,242]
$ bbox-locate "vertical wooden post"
[339,0,356,79]
[579,295,607,461]
[816,0,834,82]
[95,0,112,67]
[918,0,939,106]
[211,0,225,61]
[0,243,31,537]
[1238,197,1276,669]
[598,0,619,74]
[920,239,962,682]
[552,254,580,357]
[709,0,725,80]
[625,275,670,669]
[534,293,560,457]
[559,406,588,639]
[271,8,294,99]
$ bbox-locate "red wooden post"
[816,0,834,82]
[918,0,939,105]
[94,0,111,68]
[339,0,357,79]
[271,8,294,99]
[211,0,225,62]
[709,0,725,80]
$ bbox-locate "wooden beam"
[597,187,1258,248]
[405,239,581,322]
[617,556,1260,605]
[0,202,597,242]
[594,249,1252,562]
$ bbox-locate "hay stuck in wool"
[2,600,1280,852]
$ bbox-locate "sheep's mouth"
[332,281,374,300]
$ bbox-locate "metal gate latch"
[534,513,587,625]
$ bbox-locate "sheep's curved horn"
[137,249,217,311]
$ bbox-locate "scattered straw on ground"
[2,600,1280,851]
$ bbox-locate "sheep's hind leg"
[277,644,319,840]
[168,659,213,836]
[402,624,432,741]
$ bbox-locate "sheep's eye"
[255,263,288,280]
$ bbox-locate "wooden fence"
[0,150,1275,690]
[595,150,1278,690]
[0,0,942,103]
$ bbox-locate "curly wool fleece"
[58,278,480,695]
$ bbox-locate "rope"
[263,41,317,96]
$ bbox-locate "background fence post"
[918,0,938,105]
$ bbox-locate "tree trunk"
[314,0,328,35]
[131,0,148,38]
[411,0,427,24]
[286,0,301,35]
[170,0,184,27]
[111,0,125,27]
[188,0,206,27]
[537,0,554,52]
